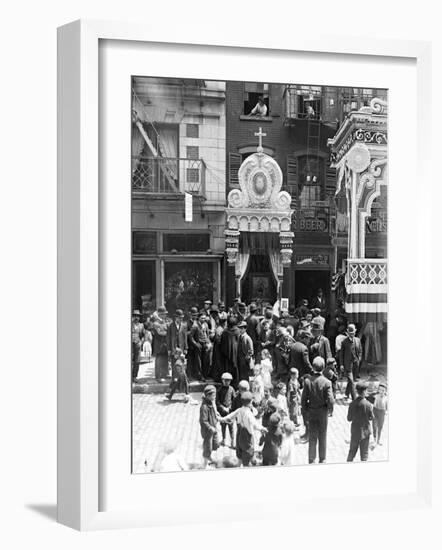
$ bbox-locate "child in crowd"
[167,355,190,402]
[287,367,301,427]
[251,363,265,406]
[199,385,221,468]
[279,420,297,466]
[231,379,250,411]
[260,412,283,466]
[216,372,236,447]
[221,391,266,467]
[372,383,388,447]
[142,327,153,362]
[347,381,374,462]
[261,396,278,429]
[260,348,273,388]
[275,381,289,417]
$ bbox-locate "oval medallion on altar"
[252,171,268,195]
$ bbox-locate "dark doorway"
[241,255,277,306]
[294,270,330,309]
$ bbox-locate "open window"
[243,82,270,116]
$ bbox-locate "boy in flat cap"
[347,381,374,462]
[199,385,221,468]
[221,391,266,466]
[216,372,236,447]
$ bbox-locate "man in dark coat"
[219,317,240,385]
[189,312,211,381]
[167,309,188,361]
[339,323,362,401]
[309,318,332,363]
[289,330,313,380]
[347,381,374,462]
[186,306,199,380]
[310,288,327,317]
[237,321,254,382]
[301,356,334,464]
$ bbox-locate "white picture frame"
[57,19,432,531]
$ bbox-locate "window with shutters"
[286,154,298,199]
[228,152,242,188]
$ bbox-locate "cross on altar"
[254,127,267,152]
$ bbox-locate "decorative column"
[328,98,388,261]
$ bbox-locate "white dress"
[260,358,273,388]
[280,434,296,466]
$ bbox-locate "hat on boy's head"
[237,321,247,328]
[238,302,246,309]
[157,306,168,314]
[221,372,233,381]
[204,384,216,396]
[174,359,184,367]
[347,323,357,335]
[210,304,219,312]
[327,357,337,365]
[133,309,141,316]
[378,382,387,389]
[238,380,250,391]
[249,302,258,312]
[355,381,368,393]
[190,306,198,314]
[174,309,184,317]
[241,391,253,404]
[290,367,299,375]
[204,300,212,305]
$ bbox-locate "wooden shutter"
[286,153,298,198]
[229,152,242,188]
[325,159,336,195]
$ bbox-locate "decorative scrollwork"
[272,191,291,210]
[354,129,388,145]
[370,97,388,115]
[228,189,245,208]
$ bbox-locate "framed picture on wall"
[57,19,432,531]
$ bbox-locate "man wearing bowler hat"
[167,309,188,363]
[309,317,332,364]
[339,323,362,401]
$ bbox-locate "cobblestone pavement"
[132,386,389,473]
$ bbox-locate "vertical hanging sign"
[185,192,193,222]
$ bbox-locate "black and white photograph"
[130,76,388,473]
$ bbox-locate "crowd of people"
[132,290,388,469]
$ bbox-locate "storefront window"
[164,261,215,312]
